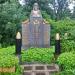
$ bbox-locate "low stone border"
[0,66,15,73]
[21,64,59,75]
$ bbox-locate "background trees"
[24,0,72,20]
[0,0,75,47]
[0,0,27,47]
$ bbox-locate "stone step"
[22,64,59,75]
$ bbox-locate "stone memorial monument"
[22,3,50,49]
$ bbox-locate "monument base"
[22,44,50,50]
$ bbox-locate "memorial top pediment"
[22,3,49,24]
[30,3,42,18]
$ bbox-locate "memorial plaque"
[22,3,50,49]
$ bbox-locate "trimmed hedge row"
[21,46,55,64]
[0,46,19,68]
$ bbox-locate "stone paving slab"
[21,64,59,75]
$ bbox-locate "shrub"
[0,46,19,68]
[0,55,19,68]
[21,46,55,64]
[57,52,75,71]
[0,46,15,55]
[0,46,22,75]
[61,39,75,52]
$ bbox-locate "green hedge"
[0,46,15,55]
[0,46,19,68]
[61,39,75,52]
[21,46,55,64]
[0,55,19,68]
[57,52,75,71]
[0,46,22,75]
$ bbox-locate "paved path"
[21,64,59,75]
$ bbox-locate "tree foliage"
[0,0,75,47]
[57,52,75,71]
[0,0,28,47]
[24,0,71,20]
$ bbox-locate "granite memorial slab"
[22,3,50,49]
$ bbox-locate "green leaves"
[0,1,28,47]
[0,46,22,75]
[61,39,75,52]
[0,46,19,68]
[21,46,55,64]
[0,46,15,55]
[57,52,75,71]
[0,55,18,68]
